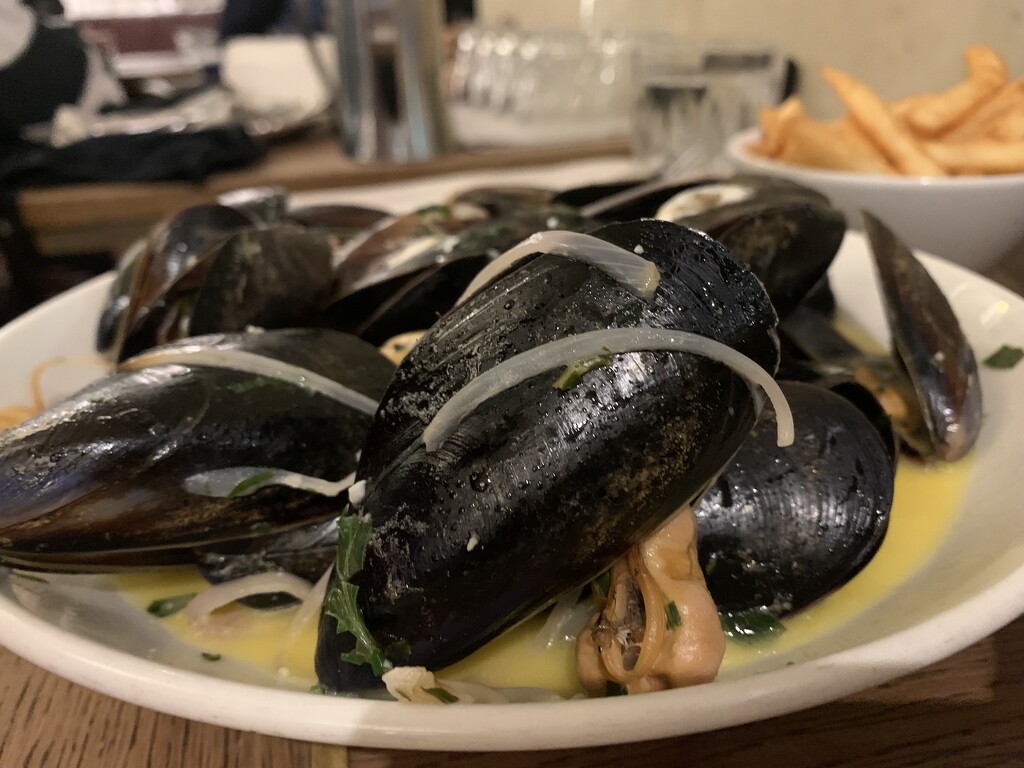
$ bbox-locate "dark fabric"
[219,0,290,38]
[0,22,88,133]
[0,126,266,187]
[0,126,265,321]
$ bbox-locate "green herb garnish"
[228,470,276,498]
[201,652,222,662]
[592,571,611,599]
[323,514,390,676]
[604,681,627,697]
[147,593,196,618]
[227,376,272,395]
[665,601,682,631]
[425,687,459,704]
[983,344,1024,370]
[719,608,786,644]
[553,349,613,391]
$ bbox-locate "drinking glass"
[632,38,783,175]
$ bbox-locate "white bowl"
[726,127,1024,273]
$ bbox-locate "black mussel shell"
[315,219,780,690]
[0,329,394,572]
[695,381,895,617]
[96,238,146,356]
[217,186,289,224]
[187,225,336,335]
[326,209,586,344]
[117,225,336,360]
[708,201,846,318]
[197,519,338,609]
[288,204,390,233]
[863,211,981,461]
[445,187,557,215]
[550,178,650,210]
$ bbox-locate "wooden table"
[0,616,1021,768]
[16,137,631,258]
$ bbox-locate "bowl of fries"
[727,45,1024,272]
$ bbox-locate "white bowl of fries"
[727,45,1024,273]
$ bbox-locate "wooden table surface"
[6,149,1024,767]
[0,616,1021,768]
[16,137,630,258]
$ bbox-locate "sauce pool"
[111,457,969,698]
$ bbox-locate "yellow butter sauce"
[112,457,969,697]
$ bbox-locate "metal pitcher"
[316,0,458,163]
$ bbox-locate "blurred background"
[3,0,1023,323]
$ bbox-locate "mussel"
[782,212,982,460]
[0,329,394,571]
[695,380,896,618]
[315,218,781,690]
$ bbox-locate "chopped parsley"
[226,376,272,395]
[665,601,682,630]
[982,344,1024,370]
[146,593,196,618]
[592,571,611,599]
[425,687,459,704]
[228,470,276,498]
[553,349,613,391]
[719,608,786,644]
[201,652,222,662]
[323,514,390,676]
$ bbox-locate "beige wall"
[477,0,1024,117]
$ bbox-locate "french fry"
[820,66,947,176]
[890,94,935,119]
[777,117,897,175]
[942,80,1024,141]
[758,96,805,157]
[989,105,1024,140]
[923,139,1024,174]
[832,115,895,170]
[904,45,1007,136]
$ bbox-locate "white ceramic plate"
[1,173,1023,750]
[726,127,1024,272]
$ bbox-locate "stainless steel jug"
[318,0,458,162]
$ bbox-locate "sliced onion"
[275,566,333,671]
[533,587,595,649]
[653,183,753,222]
[423,327,792,453]
[183,467,356,498]
[381,667,563,705]
[183,572,314,625]
[455,231,660,307]
[122,348,378,416]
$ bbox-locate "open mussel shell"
[116,225,337,360]
[0,329,394,572]
[326,209,586,344]
[288,204,390,234]
[198,519,338,609]
[659,177,845,319]
[315,219,780,690]
[96,237,146,355]
[217,186,290,225]
[445,186,557,215]
[695,381,895,617]
[863,211,982,461]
